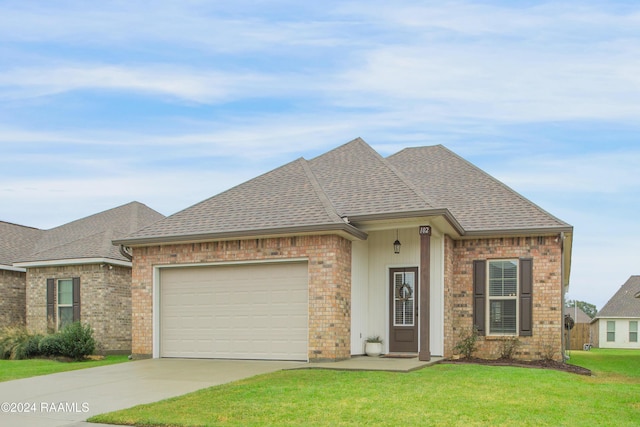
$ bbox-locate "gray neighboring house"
[591,276,640,349]
[6,202,164,354]
[0,222,43,328]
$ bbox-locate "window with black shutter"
[472,259,533,337]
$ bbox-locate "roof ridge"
[298,158,344,222]
[382,152,440,210]
[0,220,42,231]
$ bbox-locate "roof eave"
[347,209,465,236]
[462,225,574,238]
[0,263,26,272]
[113,222,369,247]
[13,257,132,268]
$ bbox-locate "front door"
[389,267,419,353]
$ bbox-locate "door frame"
[388,267,419,353]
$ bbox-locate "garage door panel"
[160,262,308,361]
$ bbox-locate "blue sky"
[1,1,638,309]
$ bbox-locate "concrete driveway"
[0,358,303,427]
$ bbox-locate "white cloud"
[0,65,272,103]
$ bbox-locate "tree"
[566,300,597,319]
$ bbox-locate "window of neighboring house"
[630,321,638,343]
[607,321,615,342]
[47,277,80,332]
[487,260,518,335]
[57,279,74,330]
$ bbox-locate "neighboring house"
[591,276,640,349]
[9,202,164,354]
[0,222,43,328]
[563,306,592,350]
[115,139,573,362]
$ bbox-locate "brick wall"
[445,236,564,361]
[131,235,352,361]
[0,269,27,327]
[25,264,132,353]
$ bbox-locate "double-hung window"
[57,279,74,330]
[487,260,518,335]
[630,321,638,343]
[606,321,615,342]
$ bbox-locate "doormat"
[382,353,418,359]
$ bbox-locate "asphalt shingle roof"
[564,306,592,324]
[14,202,164,264]
[387,145,571,233]
[0,222,43,266]
[116,139,572,245]
[595,276,640,319]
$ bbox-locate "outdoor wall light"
[393,230,401,254]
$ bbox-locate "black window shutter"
[473,260,486,336]
[519,258,533,336]
[46,278,55,329]
[72,277,81,322]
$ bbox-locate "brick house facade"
[26,264,133,353]
[0,269,27,327]
[445,236,564,360]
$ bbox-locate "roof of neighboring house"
[563,306,592,324]
[0,221,43,268]
[594,276,640,319]
[115,139,572,246]
[13,202,164,266]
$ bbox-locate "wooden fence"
[564,323,592,350]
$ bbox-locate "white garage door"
[159,262,308,361]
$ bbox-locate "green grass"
[0,355,129,382]
[90,350,640,427]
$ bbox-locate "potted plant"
[365,336,383,357]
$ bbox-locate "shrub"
[57,322,95,361]
[39,334,63,357]
[453,326,478,359]
[0,327,43,360]
[499,337,521,360]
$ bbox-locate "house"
[8,202,164,354]
[591,276,640,349]
[114,139,573,362]
[0,221,43,328]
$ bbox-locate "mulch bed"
[443,357,592,376]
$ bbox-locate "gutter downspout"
[119,245,133,261]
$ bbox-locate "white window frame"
[57,278,74,331]
[486,259,519,336]
[630,321,638,343]
[606,321,615,342]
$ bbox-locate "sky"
[1,1,638,310]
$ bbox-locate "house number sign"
[419,225,431,236]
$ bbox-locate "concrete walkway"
[0,358,303,427]
[303,355,443,372]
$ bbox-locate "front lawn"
[0,355,129,382]
[90,349,640,427]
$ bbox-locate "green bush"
[57,322,95,361]
[0,327,44,360]
[38,334,63,357]
[453,326,478,359]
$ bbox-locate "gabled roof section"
[595,276,640,319]
[15,202,164,265]
[0,221,43,268]
[116,158,367,245]
[387,145,572,234]
[308,138,435,218]
[564,306,592,324]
